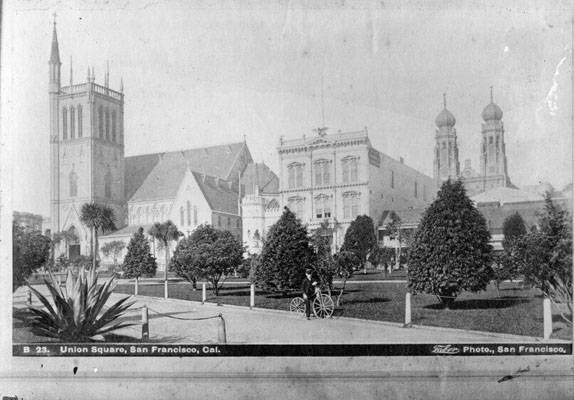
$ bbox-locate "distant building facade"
[242,128,434,253]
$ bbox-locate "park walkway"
[13,286,562,344]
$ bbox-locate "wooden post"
[164,279,168,299]
[217,313,227,344]
[202,282,207,304]
[250,283,255,309]
[141,305,149,342]
[26,288,32,306]
[404,292,412,326]
[543,297,552,340]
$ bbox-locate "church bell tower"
[433,93,460,187]
[49,20,126,257]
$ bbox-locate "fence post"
[202,282,207,305]
[404,292,412,326]
[543,297,552,340]
[164,279,168,299]
[26,288,32,306]
[250,283,255,310]
[217,313,227,344]
[141,305,149,342]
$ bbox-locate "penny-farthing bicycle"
[289,288,335,318]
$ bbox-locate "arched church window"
[62,107,68,140]
[77,105,83,138]
[187,201,191,226]
[112,111,117,142]
[180,206,185,227]
[193,206,198,226]
[69,170,78,197]
[70,106,75,139]
[104,169,112,199]
[98,106,104,138]
[105,109,110,141]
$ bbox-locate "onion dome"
[482,86,503,121]
[435,93,456,128]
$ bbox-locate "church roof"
[192,172,239,215]
[241,162,279,195]
[125,142,249,200]
[471,187,544,205]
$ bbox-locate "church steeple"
[433,93,460,187]
[49,16,61,66]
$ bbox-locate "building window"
[314,160,330,186]
[98,106,104,138]
[288,162,304,189]
[227,217,231,228]
[77,105,83,138]
[218,215,222,227]
[489,136,493,144]
[105,109,110,140]
[180,206,184,227]
[236,219,240,228]
[343,191,360,219]
[391,170,394,188]
[69,170,78,197]
[187,201,191,226]
[70,106,75,139]
[414,181,418,198]
[342,157,358,184]
[315,194,331,219]
[112,111,117,142]
[62,108,68,140]
[423,185,427,201]
[104,169,112,198]
[119,111,123,143]
[193,206,198,226]
[287,196,305,219]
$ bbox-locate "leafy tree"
[13,223,51,291]
[80,203,117,270]
[511,194,572,322]
[333,250,360,306]
[148,220,182,297]
[256,207,316,292]
[493,212,528,292]
[408,180,493,308]
[341,215,377,272]
[310,220,337,296]
[502,212,527,248]
[122,227,157,294]
[101,240,126,270]
[368,246,395,275]
[170,225,243,295]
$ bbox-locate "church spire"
[49,14,61,65]
[490,85,494,103]
[105,60,109,87]
[443,92,447,109]
[120,77,124,93]
[69,56,73,86]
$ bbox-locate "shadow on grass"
[340,297,392,306]
[423,296,531,310]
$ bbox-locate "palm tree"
[148,220,182,298]
[80,203,117,270]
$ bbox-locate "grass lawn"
[115,280,572,340]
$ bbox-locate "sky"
[2,0,572,217]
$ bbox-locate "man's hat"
[305,268,313,274]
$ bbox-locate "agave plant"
[28,267,135,342]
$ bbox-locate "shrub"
[408,180,493,308]
[27,268,135,342]
[256,207,316,292]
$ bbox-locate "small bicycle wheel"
[290,297,306,314]
[313,294,334,318]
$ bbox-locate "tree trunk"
[135,277,139,296]
[336,277,348,307]
[90,227,95,270]
[164,241,169,299]
[439,295,455,310]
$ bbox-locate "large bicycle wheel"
[289,297,306,314]
[313,294,334,318]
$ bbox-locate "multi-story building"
[242,128,434,253]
